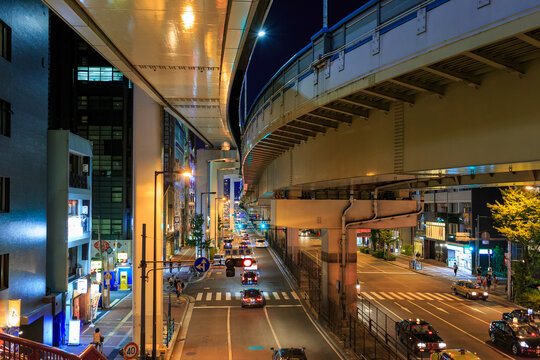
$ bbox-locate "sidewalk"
[391,253,508,298]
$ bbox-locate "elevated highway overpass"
[242,0,540,199]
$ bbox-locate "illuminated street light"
[525,185,536,191]
[257,30,266,37]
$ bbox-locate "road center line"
[426,302,448,314]
[407,301,513,360]
[227,306,232,360]
[439,302,490,324]
[104,310,132,343]
[393,301,412,314]
[264,307,281,349]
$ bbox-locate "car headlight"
[439,342,446,348]
[417,343,426,348]
[520,341,529,348]
[471,292,477,296]
[484,292,488,296]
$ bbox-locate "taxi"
[430,349,481,359]
[451,280,488,300]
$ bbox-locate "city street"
[177,236,344,360]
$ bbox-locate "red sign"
[93,241,110,252]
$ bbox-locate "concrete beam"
[463,51,524,75]
[321,104,369,118]
[388,78,445,96]
[309,111,352,124]
[360,88,415,105]
[422,65,481,87]
[278,126,316,138]
[273,130,308,142]
[297,115,338,129]
[288,120,326,133]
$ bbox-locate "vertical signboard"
[7,299,20,327]
[224,178,230,200]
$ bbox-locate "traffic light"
[225,258,236,277]
[260,223,267,229]
[242,258,253,267]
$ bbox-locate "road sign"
[194,257,210,273]
[123,342,139,359]
[93,241,110,252]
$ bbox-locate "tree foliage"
[371,229,399,255]
[488,187,540,266]
[185,213,212,252]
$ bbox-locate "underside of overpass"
[241,0,540,201]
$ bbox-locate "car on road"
[223,239,233,249]
[271,347,307,360]
[451,280,488,300]
[239,241,249,249]
[429,349,480,360]
[395,319,446,353]
[256,239,267,248]
[241,271,258,285]
[502,309,540,329]
[490,320,540,356]
[241,288,264,308]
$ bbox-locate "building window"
[0,178,9,213]
[0,254,8,290]
[0,99,10,137]
[77,67,123,82]
[0,19,11,61]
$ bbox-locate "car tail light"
[257,296,263,302]
[242,297,247,302]
[254,276,258,281]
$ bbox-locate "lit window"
[77,67,89,81]
[88,67,101,81]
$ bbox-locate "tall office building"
[49,14,133,246]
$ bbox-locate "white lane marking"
[362,292,375,300]
[291,291,300,300]
[196,292,203,301]
[265,304,302,308]
[388,292,403,300]
[356,271,411,274]
[427,302,448,314]
[440,302,490,325]
[427,293,445,301]
[415,293,434,301]
[104,310,132,343]
[407,301,514,359]
[227,306,232,360]
[379,292,394,300]
[398,292,414,300]
[394,301,412,314]
[235,292,241,300]
[370,292,385,300]
[273,292,281,300]
[216,292,222,301]
[282,292,290,300]
[366,297,401,320]
[436,293,456,301]
[407,292,424,300]
[110,299,120,307]
[264,292,271,300]
[264,307,281,349]
[466,305,486,314]
[206,292,212,301]
[226,292,231,301]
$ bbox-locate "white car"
[256,239,267,248]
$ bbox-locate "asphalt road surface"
[178,234,343,360]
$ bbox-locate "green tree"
[488,187,540,267]
[185,213,212,256]
[371,229,398,257]
[492,245,506,276]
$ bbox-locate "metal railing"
[242,0,447,150]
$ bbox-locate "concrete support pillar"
[286,228,299,263]
[321,228,357,322]
[132,86,163,353]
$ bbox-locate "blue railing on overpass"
[242,0,449,143]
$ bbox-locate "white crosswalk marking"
[415,293,434,300]
[282,292,290,300]
[273,292,280,300]
[206,292,212,301]
[438,293,459,301]
[379,292,394,300]
[264,292,271,300]
[407,292,425,300]
[216,292,221,301]
[398,292,414,300]
[226,292,231,301]
[196,292,203,301]
[291,291,300,300]
[370,292,385,300]
[362,292,375,300]
[388,292,403,300]
[428,293,445,301]
[235,292,242,300]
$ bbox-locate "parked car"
[271,347,307,360]
[430,349,480,360]
[451,280,488,300]
[502,309,540,329]
[490,320,540,356]
[395,319,446,353]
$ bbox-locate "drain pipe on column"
[340,193,355,321]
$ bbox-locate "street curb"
[165,295,194,360]
[267,246,352,360]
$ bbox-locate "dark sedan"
[241,271,258,285]
[241,288,265,308]
[395,319,446,353]
[502,309,540,329]
[490,320,540,356]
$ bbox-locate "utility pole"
[507,240,512,301]
[140,224,147,360]
[323,0,328,28]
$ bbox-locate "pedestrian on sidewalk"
[453,263,458,276]
[477,274,482,287]
[176,281,183,298]
[476,266,482,277]
[487,275,492,292]
[93,328,103,353]
[482,276,487,290]
[493,275,498,289]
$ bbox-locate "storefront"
[446,243,472,271]
[356,229,371,247]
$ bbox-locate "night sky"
[246,0,369,109]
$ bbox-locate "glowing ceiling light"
[182,7,195,30]
[257,30,266,37]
